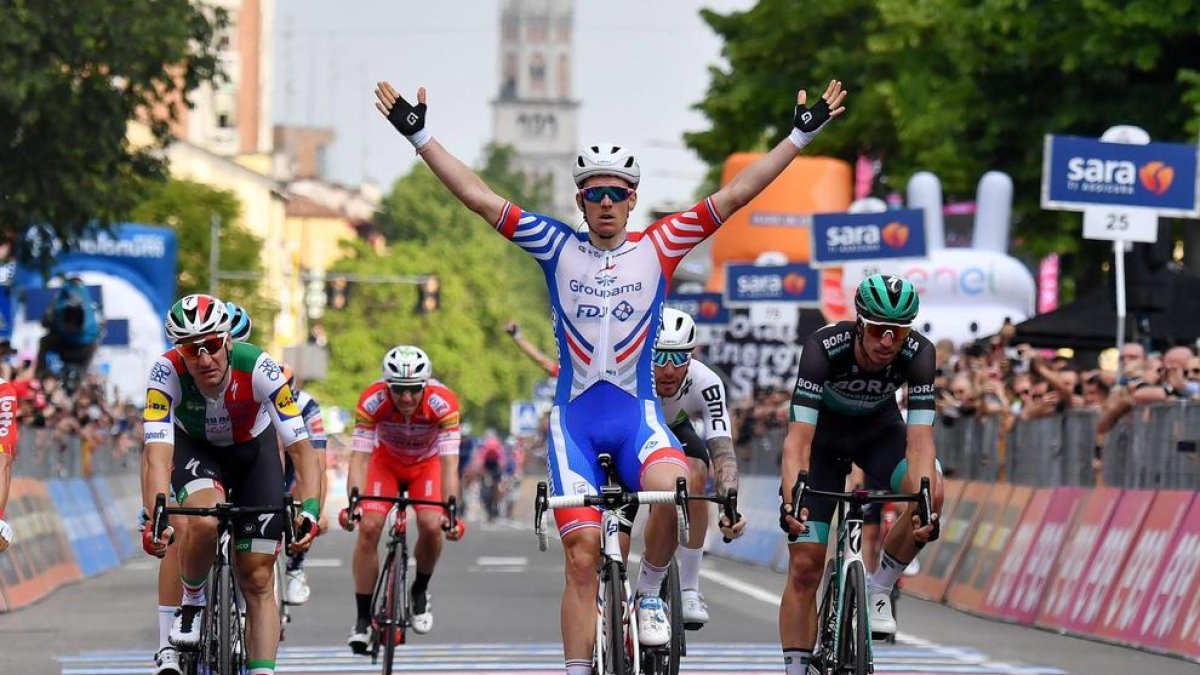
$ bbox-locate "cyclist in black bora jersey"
[778,273,944,675]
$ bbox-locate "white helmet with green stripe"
[166,294,231,344]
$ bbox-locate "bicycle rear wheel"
[662,557,685,673]
[215,563,238,675]
[812,559,837,671]
[838,562,870,675]
[602,560,629,675]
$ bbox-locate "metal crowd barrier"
[737,403,1200,489]
[10,426,138,480]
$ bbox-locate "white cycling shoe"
[347,619,371,655]
[410,591,433,635]
[285,569,311,605]
[869,589,897,637]
[636,595,671,647]
[153,646,181,675]
[169,605,204,649]
[680,589,709,629]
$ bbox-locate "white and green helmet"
[854,273,919,324]
[382,345,432,384]
[166,294,231,344]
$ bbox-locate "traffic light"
[415,275,441,314]
[326,275,352,310]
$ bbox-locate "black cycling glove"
[386,93,431,150]
[788,98,833,150]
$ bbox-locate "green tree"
[128,178,275,337]
[0,0,226,270]
[688,0,1200,288]
[309,147,555,429]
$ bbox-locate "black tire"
[662,557,685,671]
[369,546,397,661]
[216,563,234,675]
[603,560,628,675]
[813,559,837,671]
[839,562,870,675]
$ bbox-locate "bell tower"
[492,0,580,221]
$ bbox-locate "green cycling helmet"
[854,273,919,324]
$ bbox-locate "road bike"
[347,486,459,675]
[784,470,931,675]
[534,453,690,675]
[152,494,306,675]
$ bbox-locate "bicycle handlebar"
[784,471,932,543]
[153,492,301,542]
[532,477,690,551]
[347,487,459,533]
[686,490,742,544]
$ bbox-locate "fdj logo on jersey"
[1066,157,1175,197]
[576,300,636,321]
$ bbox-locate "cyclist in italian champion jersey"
[140,295,321,675]
[227,303,329,605]
[0,376,17,555]
[778,274,944,675]
[340,345,464,653]
[374,77,846,669]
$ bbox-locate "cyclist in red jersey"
[375,77,847,673]
[0,377,17,554]
[340,345,464,653]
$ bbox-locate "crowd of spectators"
[0,338,139,476]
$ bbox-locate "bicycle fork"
[597,510,640,675]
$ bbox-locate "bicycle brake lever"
[721,489,740,544]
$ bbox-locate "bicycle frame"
[533,453,690,675]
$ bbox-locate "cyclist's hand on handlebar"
[289,512,318,554]
[718,513,746,540]
[912,511,940,544]
[443,515,465,541]
[338,506,360,532]
[780,503,809,536]
[141,524,174,558]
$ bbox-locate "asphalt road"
[2,516,1196,675]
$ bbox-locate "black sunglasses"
[388,382,425,396]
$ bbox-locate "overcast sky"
[272,0,756,226]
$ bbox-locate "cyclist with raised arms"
[374,76,846,673]
[340,346,465,653]
[778,274,944,675]
[140,295,322,675]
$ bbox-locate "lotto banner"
[1001,487,1088,624]
[1165,496,1200,659]
[979,488,1053,618]
[904,479,976,601]
[0,478,81,610]
[1094,491,1195,646]
[946,485,1032,613]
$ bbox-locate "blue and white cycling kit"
[494,199,724,535]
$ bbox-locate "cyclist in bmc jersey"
[0,376,17,555]
[340,345,464,653]
[374,77,846,671]
[778,275,944,675]
[140,295,321,675]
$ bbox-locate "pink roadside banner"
[1001,487,1087,624]
[979,488,1052,617]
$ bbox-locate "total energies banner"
[1042,135,1199,215]
[810,208,927,265]
[700,310,801,401]
[13,224,177,404]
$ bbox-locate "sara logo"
[1066,156,1175,197]
[882,221,909,248]
[273,385,301,419]
[699,299,720,318]
[143,389,173,422]
[783,273,807,295]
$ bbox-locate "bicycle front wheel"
[839,562,870,675]
[602,560,628,675]
[660,557,684,674]
[215,563,237,675]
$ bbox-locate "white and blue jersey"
[494,200,725,533]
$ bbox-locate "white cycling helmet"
[656,308,697,351]
[382,345,432,384]
[166,294,231,344]
[573,143,641,188]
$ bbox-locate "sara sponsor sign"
[664,292,729,325]
[810,208,927,265]
[725,263,820,307]
[1042,135,1199,215]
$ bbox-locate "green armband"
[301,498,320,519]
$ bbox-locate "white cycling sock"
[676,545,703,592]
[565,659,592,675]
[784,648,812,675]
[636,558,668,597]
[158,605,176,649]
[869,551,908,593]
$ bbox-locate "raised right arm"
[375,82,506,225]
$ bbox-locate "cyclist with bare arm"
[140,295,321,675]
[374,76,845,674]
[778,275,944,674]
